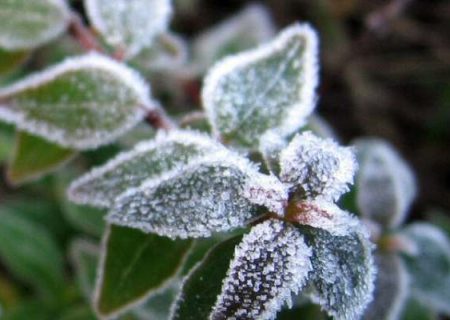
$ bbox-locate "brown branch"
[145,106,176,131]
[68,12,103,53]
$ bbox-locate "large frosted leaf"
[108,154,288,239]
[0,53,152,149]
[0,0,70,50]
[211,220,312,320]
[298,214,376,320]
[202,23,318,149]
[7,131,75,185]
[68,130,223,207]
[401,223,450,314]
[280,131,357,201]
[95,225,192,319]
[133,281,180,320]
[85,0,172,58]
[355,139,417,228]
[363,253,409,320]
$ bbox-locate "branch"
[69,12,103,53]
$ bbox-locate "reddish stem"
[145,107,176,131]
[69,12,103,53]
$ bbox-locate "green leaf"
[401,223,450,315]
[2,300,55,320]
[59,305,97,320]
[171,236,242,320]
[0,0,70,50]
[0,209,65,300]
[95,225,192,318]
[7,131,75,185]
[277,303,327,320]
[401,299,437,320]
[0,53,153,149]
[70,239,99,301]
[0,49,29,78]
[0,122,15,162]
[202,23,318,149]
[85,0,172,58]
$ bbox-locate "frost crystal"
[108,154,288,239]
[355,139,417,228]
[85,0,172,58]
[280,132,357,201]
[0,0,70,50]
[202,23,319,149]
[363,254,409,320]
[259,130,288,174]
[211,219,312,320]
[0,53,153,149]
[300,218,375,320]
[68,130,223,207]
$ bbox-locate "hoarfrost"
[280,132,357,201]
[0,53,153,149]
[108,154,288,239]
[259,129,288,175]
[210,219,312,320]
[85,0,172,58]
[68,130,223,207]
[355,139,417,228]
[202,23,319,149]
[0,0,70,50]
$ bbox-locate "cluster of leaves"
[0,1,448,320]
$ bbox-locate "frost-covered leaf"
[191,3,275,73]
[401,223,450,314]
[211,219,312,320]
[85,0,172,58]
[0,53,152,149]
[133,281,180,320]
[170,236,243,320]
[108,153,288,239]
[259,130,288,175]
[0,0,70,50]
[203,23,319,149]
[0,49,29,78]
[70,239,99,301]
[95,225,192,318]
[364,253,409,320]
[280,132,357,201]
[298,215,375,320]
[7,131,75,185]
[68,130,223,208]
[355,139,417,228]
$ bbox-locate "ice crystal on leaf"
[85,0,172,58]
[280,132,357,201]
[68,130,223,207]
[0,53,152,149]
[108,153,288,239]
[355,139,417,228]
[202,23,318,149]
[259,130,288,175]
[211,219,312,320]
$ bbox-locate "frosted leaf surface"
[280,132,357,201]
[299,217,375,320]
[211,219,312,320]
[68,130,223,207]
[259,130,288,175]
[85,0,172,58]
[355,138,417,228]
[401,223,450,314]
[0,0,70,50]
[191,3,275,74]
[203,23,318,149]
[0,53,152,150]
[108,154,288,239]
[364,253,409,320]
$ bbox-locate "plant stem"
[145,106,176,131]
[69,12,103,53]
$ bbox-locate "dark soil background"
[173,0,450,220]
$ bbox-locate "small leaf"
[298,214,376,320]
[401,223,450,315]
[68,130,223,207]
[0,53,153,149]
[0,0,70,50]
[355,138,417,228]
[7,131,75,185]
[170,236,243,320]
[191,3,275,73]
[108,154,288,239]
[0,49,29,78]
[95,225,192,318]
[363,253,409,320]
[85,0,172,58]
[211,219,312,320]
[280,131,357,201]
[259,129,288,175]
[70,239,99,301]
[0,209,65,300]
[202,23,318,149]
